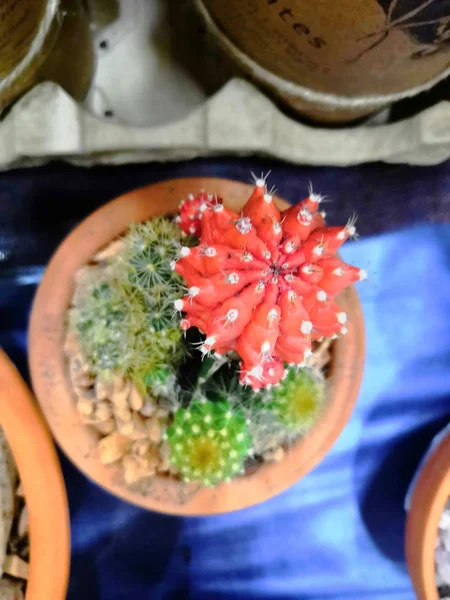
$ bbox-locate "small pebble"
[98,432,129,465]
[94,419,115,435]
[77,399,94,417]
[93,239,125,262]
[3,555,29,580]
[147,417,162,444]
[263,447,285,462]
[132,440,150,457]
[95,378,112,401]
[0,578,24,599]
[436,500,450,591]
[95,402,113,422]
[129,386,144,411]
[111,382,131,410]
[123,455,153,485]
[63,330,80,357]
[140,399,156,417]
[17,507,28,538]
[115,405,132,423]
[112,375,126,394]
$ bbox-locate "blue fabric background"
[1,160,450,599]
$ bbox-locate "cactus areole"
[174,178,365,391]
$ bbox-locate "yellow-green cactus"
[166,400,252,486]
[267,368,325,432]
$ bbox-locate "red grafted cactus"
[176,191,222,237]
[173,178,366,390]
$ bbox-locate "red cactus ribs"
[176,191,223,237]
[173,178,366,390]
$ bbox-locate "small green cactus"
[166,400,252,486]
[72,280,127,372]
[118,217,187,312]
[266,368,325,432]
[199,362,298,456]
[72,217,188,395]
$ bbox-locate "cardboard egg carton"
[1,0,450,171]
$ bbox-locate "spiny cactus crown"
[166,400,252,486]
[173,179,364,390]
[120,218,188,330]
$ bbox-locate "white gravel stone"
[435,500,450,594]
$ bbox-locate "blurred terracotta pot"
[0,0,93,113]
[29,177,365,515]
[406,427,450,600]
[196,0,450,123]
[0,350,70,600]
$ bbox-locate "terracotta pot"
[406,428,450,600]
[0,350,70,600]
[196,0,450,123]
[29,177,365,515]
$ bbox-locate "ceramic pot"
[0,350,70,599]
[29,177,365,515]
[0,0,94,113]
[196,0,450,123]
[406,427,450,600]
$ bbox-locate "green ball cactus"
[166,400,252,486]
[267,368,325,432]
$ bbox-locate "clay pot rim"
[0,350,70,600]
[29,177,365,515]
[0,0,61,94]
[194,0,450,108]
[406,429,450,600]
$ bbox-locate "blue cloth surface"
[2,223,450,599]
[0,158,450,599]
[64,224,450,600]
